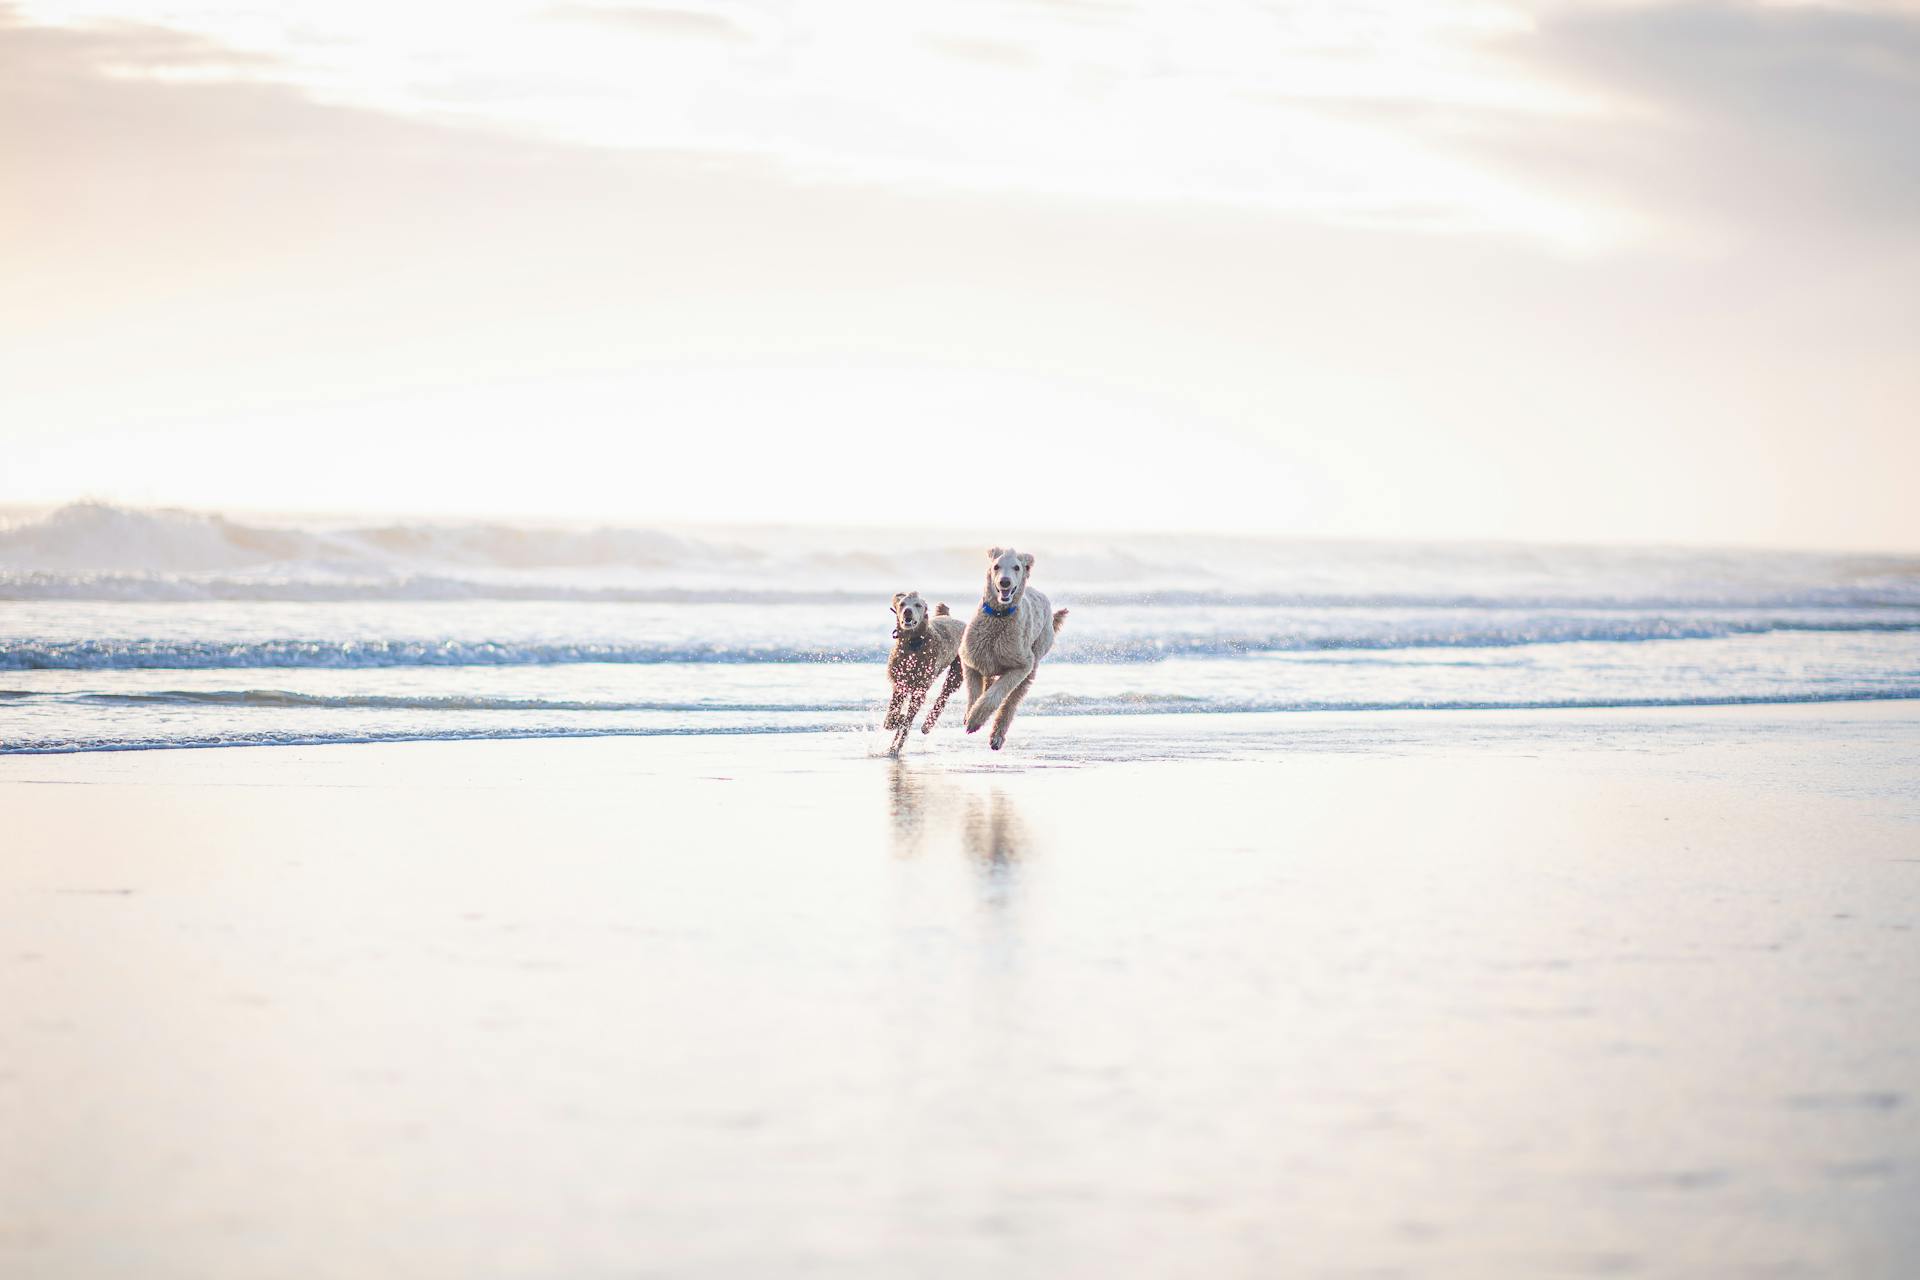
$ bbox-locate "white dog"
[884,591,966,755]
[961,547,1068,750]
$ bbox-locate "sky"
[2,0,1917,550]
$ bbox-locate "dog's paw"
[964,703,990,733]
[989,731,1006,750]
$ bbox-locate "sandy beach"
[3,701,1917,1278]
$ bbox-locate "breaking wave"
[5,502,1919,609]
[6,616,1920,670]
[0,501,718,575]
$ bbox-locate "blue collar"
[980,598,1016,618]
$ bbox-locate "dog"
[960,547,1068,750]
[884,591,967,754]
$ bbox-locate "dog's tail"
[934,602,950,616]
[1052,608,1069,634]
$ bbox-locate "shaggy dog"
[961,547,1068,750]
[884,591,966,755]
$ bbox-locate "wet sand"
[3,703,1918,1278]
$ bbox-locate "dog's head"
[985,547,1034,610]
[891,591,931,636]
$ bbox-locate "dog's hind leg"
[988,671,1036,751]
[921,660,964,734]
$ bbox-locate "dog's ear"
[891,592,906,610]
[988,546,1004,560]
[1018,553,1034,571]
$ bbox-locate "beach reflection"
[885,759,941,858]
[886,762,1033,904]
[962,788,1026,907]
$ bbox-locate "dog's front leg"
[883,683,907,730]
[966,660,1031,733]
[989,670,1036,751]
[921,660,964,734]
[890,683,929,754]
[961,666,988,733]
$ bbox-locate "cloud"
[1494,1,1920,240]
[0,0,1613,242]
[0,4,818,414]
[922,32,1038,70]
[543,2,753,44]
[3,2,1916,550]
[0,8,519,183]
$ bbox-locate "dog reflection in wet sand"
[962,788,1028,877]
[886,763,1030,876]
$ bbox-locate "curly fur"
[959,547,1068,750]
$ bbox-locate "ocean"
[3,501,1917,754]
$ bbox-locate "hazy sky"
[3,0,1917,549]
